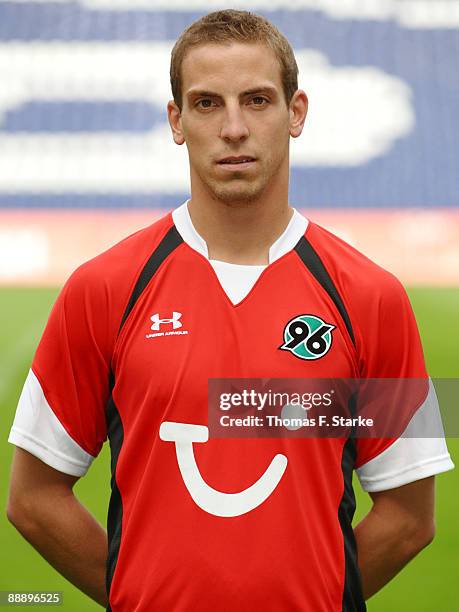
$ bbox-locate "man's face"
[168,42,306,205]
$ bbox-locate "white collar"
[172,199,308,264]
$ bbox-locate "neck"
[187,189,293,266]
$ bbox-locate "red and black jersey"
[27,210,430,611]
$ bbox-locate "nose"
[219,104,250,142]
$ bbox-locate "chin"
[209,182,266,206]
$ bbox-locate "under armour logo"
[150,312,182,331]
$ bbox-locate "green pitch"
[1,287,458,610]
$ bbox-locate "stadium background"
[0,0,457,609]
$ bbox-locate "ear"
[167,100,185,145]
[288,89,308,139]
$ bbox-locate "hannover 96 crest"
[280,314,335,360]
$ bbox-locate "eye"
[196,99,215,109]
[251,96,268,106]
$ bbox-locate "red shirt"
[32,211,427,611]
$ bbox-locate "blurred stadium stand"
[0,0,458,285]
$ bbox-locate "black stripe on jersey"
[339,436,366,611]
[118,224,183,332]
[105,226,183,610]
[105,378,123,612]
[295,237,363,608]
[294,237,356,346]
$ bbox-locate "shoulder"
[304,220,407,307]
[51,211,177,349]
[304,221,423,374]
[62,211,176,302]
[70,211,175,288]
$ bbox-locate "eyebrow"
[186,86,279,100]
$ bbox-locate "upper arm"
[352,276,453,484]
[30,266,112,459]
[353,274,429,468]
[8,264,116,484]
[369,476,436,541]
[7,447,80,521]
[356,380,454,492]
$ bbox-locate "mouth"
[217,156,257,170]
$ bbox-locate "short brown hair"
[170,9,299,111]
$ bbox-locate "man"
[7,9,453,612]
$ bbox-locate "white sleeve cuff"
[357,379,454,492]
[7,369,95,477]
[357,446,454,492]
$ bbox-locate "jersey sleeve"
[8,263,115,476]
[356,379,454,491]
[353,273,454,487]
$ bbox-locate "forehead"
[181,42,283,97]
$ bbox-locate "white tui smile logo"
[159,421,288,518]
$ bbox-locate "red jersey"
[21,209,433,611]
